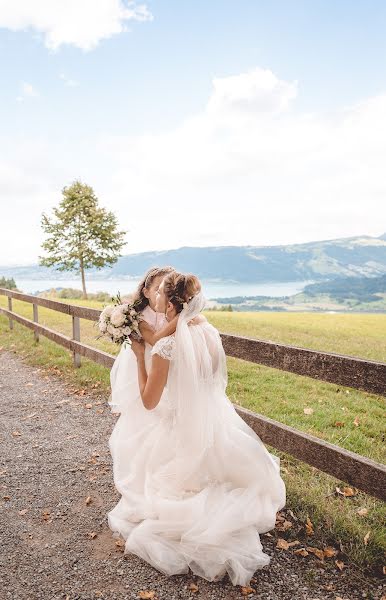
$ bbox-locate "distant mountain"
[1,233,386,284]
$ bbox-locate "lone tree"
[39,179,127,299]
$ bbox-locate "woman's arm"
[138,315,179,346]
[136,354,169,410]
[134,347,170,410]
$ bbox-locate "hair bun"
[163,272,201,313]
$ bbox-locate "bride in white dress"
[107,271,286,587]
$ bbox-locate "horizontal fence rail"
[0,287,385,501]
[221,334,386,396]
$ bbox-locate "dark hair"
[162,271,201,313]
[131,266,175,312]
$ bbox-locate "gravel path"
[0,348,384,600]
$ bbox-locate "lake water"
[15,278,315,299]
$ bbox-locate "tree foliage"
[0,276,17,290]
[39,179,127,297]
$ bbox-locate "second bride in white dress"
[107,271,286,587]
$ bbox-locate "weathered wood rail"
[1,287,385,501]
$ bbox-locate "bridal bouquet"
[97,291,142,346]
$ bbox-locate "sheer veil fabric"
[107,291,286,586]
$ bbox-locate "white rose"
[113,328,122,339]
[107,324,116,335]
[99,321,107,333]
[110,307,126,327]
[101,305,114,319]
[122,326,132,335]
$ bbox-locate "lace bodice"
[151,335,176,361]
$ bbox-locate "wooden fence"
[0,287,385,502]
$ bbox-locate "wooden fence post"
[72,315,81,368]
[8,296,13,330]
[33,303,39,342]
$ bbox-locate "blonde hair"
[162,271,201,313]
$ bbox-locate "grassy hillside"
[212,274,386,313]
[0,294,384,574]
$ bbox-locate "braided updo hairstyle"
[162,271,201,313]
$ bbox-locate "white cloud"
[97,67,386,251]
[206,67,298,118]
[0,0,153,51]
[16,80,39,102]
[59,73,79,87]
[1,66,386,264]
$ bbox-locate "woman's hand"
[131,338,145,360]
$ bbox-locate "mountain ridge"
[1,232,385,284]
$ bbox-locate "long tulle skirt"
[107,343,286,586]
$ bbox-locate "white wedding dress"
[107,293,286,586]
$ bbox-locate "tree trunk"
[80,257,88,299]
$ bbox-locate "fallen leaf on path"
[305,516,314,535]
[276,538,290,550]
[336,486,357,497]
[189,583,199,592]
[11,431,22,437]
[294,548,309,557]
[363,531,371,546]
[241,587,256,596]
[85,403,93,409]
[276,538,300,550]
[85,496,92,505]
[303,407,314,415]
[138,591,156,599]
[342,486,357,496]
[306,546,325,560]
[353,416,360,426]
[276,519,293,531]
[115,538,125,551]
[323,546,338,558]
[335,559,345,571]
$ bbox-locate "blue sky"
[1,0,386,265]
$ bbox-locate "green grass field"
[0,294,385,574]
